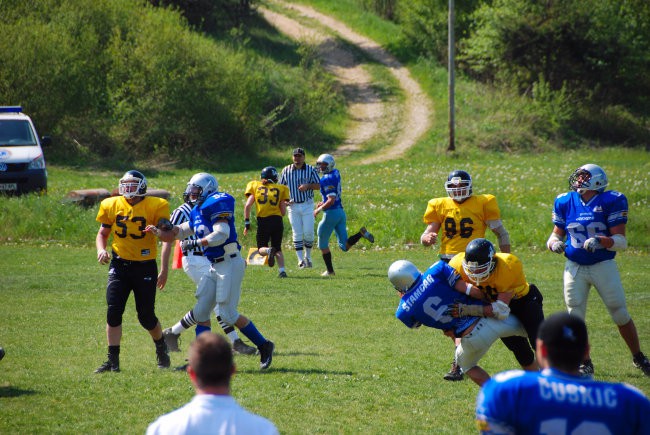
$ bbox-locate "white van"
[0,106,50,194]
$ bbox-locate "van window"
[0,120,36,145]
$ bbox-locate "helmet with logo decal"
[569,164,608,194]
[445,170,472,202]
[119,170,147,199]
[462,238,497,285]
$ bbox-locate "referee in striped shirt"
[160,188,255,355]
[279,147,321,268]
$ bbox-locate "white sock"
[297,250,304,262]
[305,247,312,261]
[171,322,187,335]
[227,331,239,342]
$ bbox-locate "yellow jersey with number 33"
[245,180,289,218]
[423,194,501,256]
[96,196,170,261]
[448,252,529,301]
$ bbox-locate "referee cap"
[292,147,305,156]
[538,312,588,353]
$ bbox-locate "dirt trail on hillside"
[259,1,434,164]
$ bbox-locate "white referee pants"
[288,200,315,246]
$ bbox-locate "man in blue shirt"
[476,312,650,434]
[547,163,650,376]
[314,153,374,276]
[389,259,527,386]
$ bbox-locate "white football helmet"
[119,170,147,199]
[388,260,421,293]
[186,172,218,206]
[462,238,496,285]
[569,164,608,194]
[316,154,336,174]
[444,170,472,202]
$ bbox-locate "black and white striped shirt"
[279,163,320,203]
[171,202,204,255]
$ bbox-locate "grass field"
[1,148,649,433]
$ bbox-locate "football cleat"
[267,247,276,268]
[321,270,335,276]
[633,352,650,376]
[233,339,258,355]
[157,347,171,369]
[278,271,288,278]
[259,340,275,370]
[443,361,463,381]
[298,260,306,269]
[94,358,120,374]
[174,363,189,372]
[163,328,181,352]
[305,258,313,268]
[359,227,374,243]
[579,359,594,376]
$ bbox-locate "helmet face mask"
[462,238,496,285]
[316,154,336,174]
[569,164,608,194]
[186,172,218,206]
[119,170,147,199]
[261,166,279,183]
[388,260,421,294]
[445,170,472,202]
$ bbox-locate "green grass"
[1,148,649,433]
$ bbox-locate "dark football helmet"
[316,154,336,174]
[261,166,279,183]
[388,260,421,293]
[185,172,218,206]
[119,170,147,199]
[462,238,496,284]
[569,164,608,194]
[445,170,472,202]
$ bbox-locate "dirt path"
[259,1,434,164]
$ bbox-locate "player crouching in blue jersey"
[389,260,528,386]
[476,312,650,434]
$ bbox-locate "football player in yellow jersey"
[243,166,290,277]
[421,170,510,261]
[421,170,511,381]
[94,170,171,373]
[448,238,544,374]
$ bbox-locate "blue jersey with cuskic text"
[552,190,628,265]
[395,261,484,336]
[189,191,240,261]
[476,368,650,435]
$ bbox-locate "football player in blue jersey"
[476,312,650,434]
[314,154,374,276]
[389,260,527,386]
[547,164,650,376]
[148,173,275,370]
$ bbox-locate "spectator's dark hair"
[189,333,233,388]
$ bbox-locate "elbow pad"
[609,234,627,251]
[491,223,510,248]
[204,221,230,247]
[176,222,193,240]
[491,300,510,320]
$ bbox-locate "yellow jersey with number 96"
[245,180,289,218]
[423,194,501,256]
[96,196,170,261]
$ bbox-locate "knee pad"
[304,241,313,249]
[218,305,239,325]
[137,311,158,330]
[609,305,631,326]
[106,305,124,327]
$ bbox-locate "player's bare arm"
[96,225,111,265]
[314,195,335,216]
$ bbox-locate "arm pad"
[205,221,230,247]
[176,222,193,240]
[609,234,627,251]
[489,221,510,247]
[491,300,510,320]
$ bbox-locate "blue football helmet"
[569,164,608,194]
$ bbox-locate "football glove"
[550,240,566,253]
[180,239,200,252]
[583,237,603,253]
[446,303,485,318]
